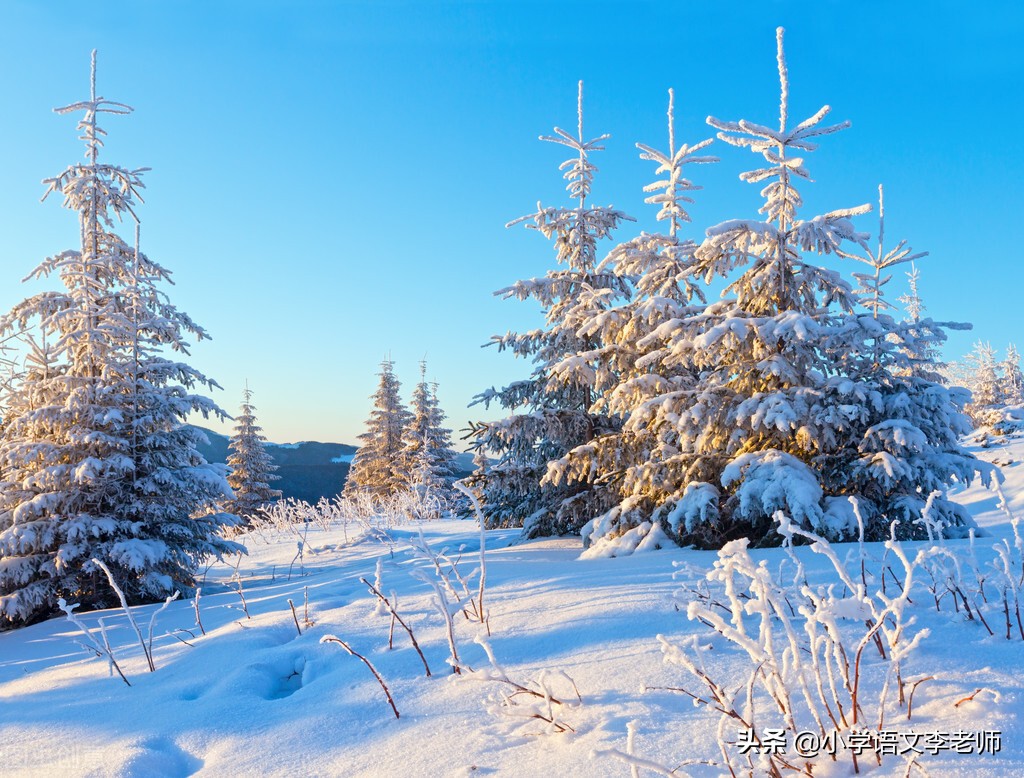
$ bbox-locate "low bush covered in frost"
[615,501,1024,776]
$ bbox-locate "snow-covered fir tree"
[901,262,925,321]
[403,361,458,502]
[949,342,1024,438]
[998,344,1024,438]
[545,89,718,548]
[578,29,987,550]
[895,262,944,379]
[1001,344,1023,407]
[469,82,633,536]
[828,187,985,538]
[0,53,239,629]
[344,358,413,501]
[961,342,1005,427]
[843,189,953,388]
[225,384,282,523]
[0,336,18,420]
[579,27,872,547]
[897,263,925,323]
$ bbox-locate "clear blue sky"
[0,1,1021,446]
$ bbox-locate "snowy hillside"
[1,439,1022,777]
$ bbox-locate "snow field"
[2,439,1024,776]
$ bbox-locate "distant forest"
[191,427,472,505]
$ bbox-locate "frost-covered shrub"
[662,510,933,774]
[252,490,442,549]
[915,491,1024,641]
[470,637,581,735]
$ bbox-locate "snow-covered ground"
[2,440,1023,777]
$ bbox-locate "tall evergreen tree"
[404,361,458,500]
[577,29,987,550]
[829,187,984,537]
[0,52,238,628]
[962,341,1004,427]
[1001,344,1024,407]
[469,82,633,536]
[226,384,281,522]
[344,359,412,501]
[545,88,718,546]
[578,28,875,546]
[897,263,926,324]
[895,263,945,380]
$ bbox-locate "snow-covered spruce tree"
[579,28,871,548]
[225,384,282,523]
[895,263,943,379]
[583,28,986,550]
[344,358,413,501]
[0,334,18,418]
[544,89,718,549]
[462,447,491,518]
[829,186,985,537]
[999,344,1024,437]
[897,263,925,323]
[0,53,239,629]
[469,82,633,535]
[950,341,1024,439]
[961,341,1005,428]
[403,361,458,504]
[852,189,935,381]
[1002,344,1024,406]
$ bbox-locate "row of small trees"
[223,357,464,522]
[344,359,460,505]
[468,28,992,549]
[947,342,1024,433]
[223,357,467,524]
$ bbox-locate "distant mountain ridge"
[190,427,475,505]
[189,426,355,504]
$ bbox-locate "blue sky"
[0,1,1021,446]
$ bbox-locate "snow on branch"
[706,27,862,230]
[537,81,609,205]
[321,635,400,719]
[841,186,928,317]
[636,88,718,236]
